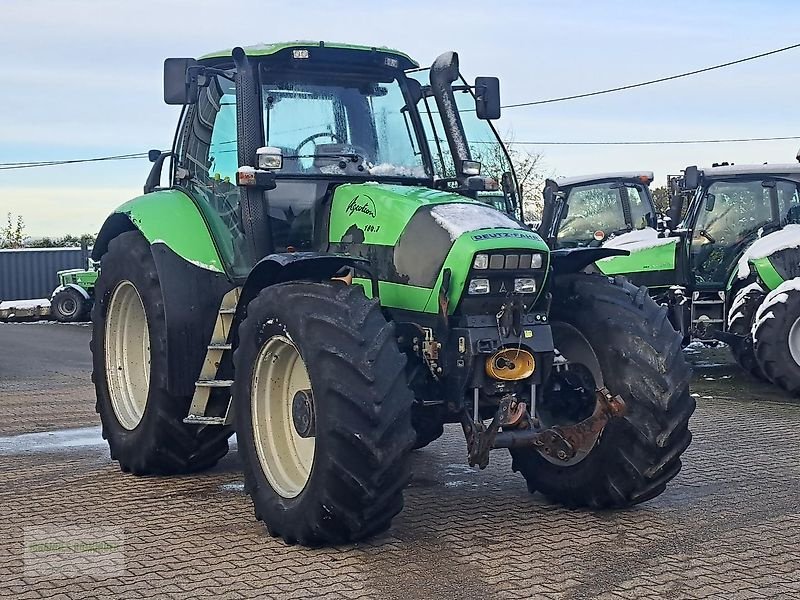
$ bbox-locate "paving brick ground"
[1,323,798,599]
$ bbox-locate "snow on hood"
[430,203,525,242]
[601,227,676,251]
[736,224,800,280]
[751,276,800,342]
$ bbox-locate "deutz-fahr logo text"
[472,231,538,241]
[346,195,377,219]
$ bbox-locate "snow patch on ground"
[219,482,245,493]
[602,227,676,252]
[0,299,50,309]
[736,225,800,280]
[0,426,103,455]
[430,203,524,242]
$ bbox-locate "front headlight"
[473,254,489,270]
[468,278,491,295]
[514,278,537,293]
[530,253,543,269]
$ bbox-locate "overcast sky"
[2,0,799,236]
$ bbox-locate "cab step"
[184,287,241,427]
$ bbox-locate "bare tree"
[0,213,26,249]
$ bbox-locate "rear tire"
[753,278,800,396]
[727,278,768,381]
[91,230,230,474]
[51,287,88,322]
[234,282,415,545]
[512,274,695,507]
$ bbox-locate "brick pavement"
[1,324,798,599]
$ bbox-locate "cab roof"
[553,171,654,188]
[697,163,800,178]
[199,41,419,69]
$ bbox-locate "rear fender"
[92,189,225,274]
[92,190,231,397]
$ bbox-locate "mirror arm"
[144,152,173,194]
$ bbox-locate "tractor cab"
[538,172,657,248]
[671,163,800,289]
[152,43,520,279]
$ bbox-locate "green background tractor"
[51,264,98,322]
[541,165,800,396]
[91,42,693,545]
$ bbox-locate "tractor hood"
[329,183,550,313]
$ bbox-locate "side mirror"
[144,151,173,194]
[164,57,199,105]
[666,193,684,227]
[683,165,700,190]
[705,193,716,212]
[475,77,501,120]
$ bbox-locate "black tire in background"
[727,278,768,381]
[753,279,800,396]
[234,282,415,545]
[51,287,88,322]
[91,230,230,474]
[411,410,444,450]
[512,274,695,507]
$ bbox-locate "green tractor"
[51,264,98,322]
[540,165,800,395]
[91,42,694,545]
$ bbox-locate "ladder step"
[208,343,232,351]
[183,415,227,426]
[219,308,236,315]
[692,300,725,305]
[195,379,234,388]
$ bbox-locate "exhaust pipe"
[430,51,471,184]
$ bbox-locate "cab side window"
[174,76,249,275]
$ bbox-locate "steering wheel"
[295,132,346,156]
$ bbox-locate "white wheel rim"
[789,316,800,366]
[251,336,315,499]
[105,281,151,430]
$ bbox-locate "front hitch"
[461,387,625,469]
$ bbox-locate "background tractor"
[541,165,800,396]
[50,263,97,322]
[91,42,694,546]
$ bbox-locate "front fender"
[51,283,91,301]
[550,248,629,274]
[238,252,373,311]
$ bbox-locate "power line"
[504,135,800,146]
[501,42,800,108]
[0,153,148,171]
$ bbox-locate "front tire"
[234,282,415,545]
[512,274,695,507]
[753,278,800,396]
[727,278,767,381]
[91,231,230,474]
[51,287,88,322]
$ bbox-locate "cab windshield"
[208,72,430,180]
[557,182,654,248]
